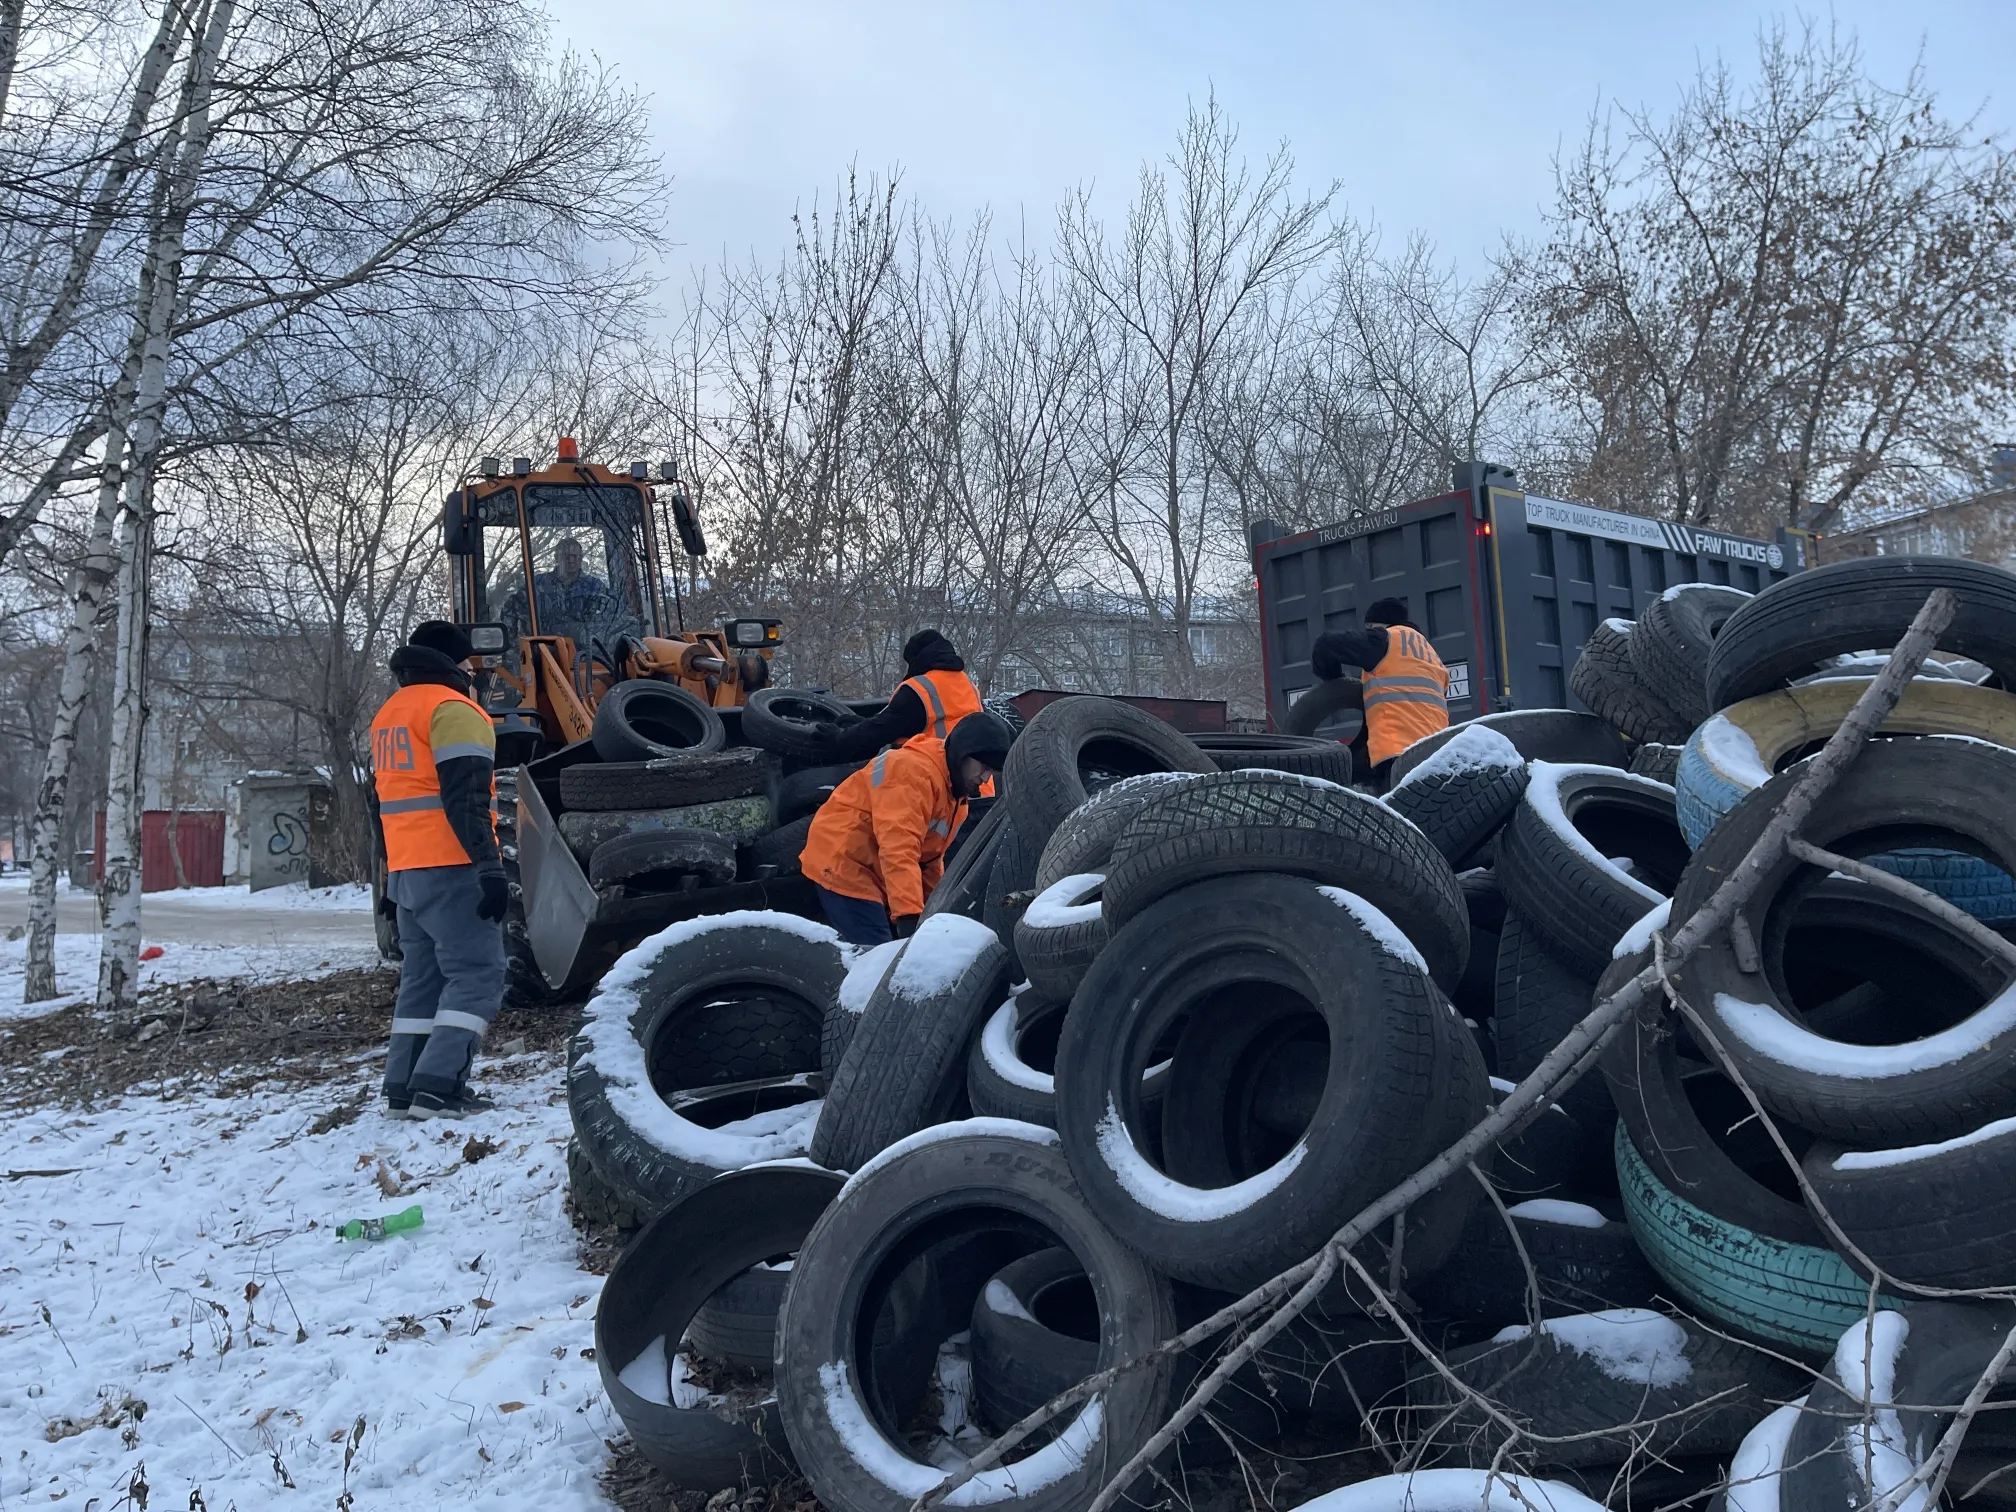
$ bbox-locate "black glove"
[376,893,397,923]
[891,913,920,939]
[476,872,510,923]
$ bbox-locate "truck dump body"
[1252,482,1812,727]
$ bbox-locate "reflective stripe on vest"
[900,669,983,743]
[371,682,495,871]
[1363,627,1450,767]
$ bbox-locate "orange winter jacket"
[1364,625,1451,766]
[799,741,966,917]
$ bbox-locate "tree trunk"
[98,0,233,1012]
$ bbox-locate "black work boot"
[408,1086,498,1121]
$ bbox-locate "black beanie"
[902,628,965,677]
[944,711,1013,774]
[409,619,474,663]
[1365,598,1412,628]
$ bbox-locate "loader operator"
[810,629,986,761]
[369,620,507,1120]
[799,711,1014,946]
[1308,597,1450,791]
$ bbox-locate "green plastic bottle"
[338,1204,424,1241]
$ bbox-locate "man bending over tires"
[799,712,1013,945]
[1309,597,1451,792]
[368,620,507,1120]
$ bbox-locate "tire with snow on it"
[1628,742,1682,786]
[1000,695,1217,853]
[1055,872,1470,1292]
[1382,724,1530,868]
[592,679,727,763]
[1032,771,1205,889]
[1496,764,1686,978]
[775,1123,1179,1512]
[1706,555,2016,711]
[740,687,861,762]
[1388,710,1631,788]
[1283,1470,1607,1512]
[809,914,1010,1172]
[1014,873,1107,1003]
[1804,1115,2016,1290]
[822,938,905,1079]
[1414,1198,1658,1327]
[1673,676,2016,848]
[1571,619,1695,746]
[566,1137,655,1232]
[561,747,774,811]
[1772,1302,2016,1512]
[1630,584,1752,728]
[776,761,866,822]
[1405,1307,1803,1470]
[558,796,774,860]
[688,1263,792,1371]
[597,1163,842,1485]
[588,827,737,892]
[1616,1126,1905,1354]
[1280,675,1366,741]
[921,798,1007,920]
[567,912,845,1218]
[966,993,1068,1126]
[979,816,1039,965]
[1189,731,1357,783]
[1671,738,2016,1145]
[1103,768,1470,992]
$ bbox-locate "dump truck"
[1249,462,1815,734]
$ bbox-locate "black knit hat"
[408,619,474,663]
[1365,598,1412,628]
[944,711,1013,773]
[902,628,965,677]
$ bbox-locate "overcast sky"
[557,1,2015,284]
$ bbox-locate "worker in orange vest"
[799,712,1014,945]
[369,620,507,1120]
[812,629,986,761]
[1308,596,1450,791]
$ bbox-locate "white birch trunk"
[97,0,233,1011]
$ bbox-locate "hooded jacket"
[370,645,500,874]
[799,740,965,918]
[819,630,984,762]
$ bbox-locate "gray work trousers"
[384,864,505,1101]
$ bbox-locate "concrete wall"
[239,776,330,891]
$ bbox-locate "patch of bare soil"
[0,968,582,1111]
[599,1445,822,1512]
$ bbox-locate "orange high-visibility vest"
[899,668,984,746]
[1363,626,1451,766]
[370,683,495,871]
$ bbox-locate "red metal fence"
[92,810,228,891]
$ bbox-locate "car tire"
[592,679,727,763]
[1631,585,1752,727]
[1627,742,1682,785]
[1571,619,1694,745]
[1102,769,1469,992]
[922,799,1007,919]
[565,1136,654,1231]
[1706,555,2016,710]
[742,813,814,879]
[567,913,843,1217]
[1804,1118,2016,1291]
[1280,676,1366,740]
[558,796,775,860]
[1190,731,1356,783]
[809,915,1009,1171]
[822,938,905,1078]
[561,748,775,811]
[597,1163,841,1485]
[1414,1197,1657,1326]
[776,761,865,822]
[1383,725,1530,868]
[979,817,1039,965]
[1388,711,1631,788]
[1055,872,1476,1291]
[1492,907,1610,1137]
[1032,771,1206,889]
[1013,873,1107,1003]
[1495,764,1685,977]
[1671,738,2016,1144]
[965,993,1067,1126]
[741,688,861,761]
[1000,695,1217,852]
[588,827,737,891]
[687,1263,792,1372]
[775,1123,1178,1512]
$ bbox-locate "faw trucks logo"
[1521,497,1779,565]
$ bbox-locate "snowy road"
[0,1057,620,1508]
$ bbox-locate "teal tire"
[1615,1126,1902,1356]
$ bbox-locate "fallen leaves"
[461,1133,501,1163]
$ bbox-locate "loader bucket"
[516,776,816,998]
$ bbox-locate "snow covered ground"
[0,933,385,1019]
[0,1056,619,1508]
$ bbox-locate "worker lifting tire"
[592,680,726,763]
[1280,675,1366,740]
[741,688,861,762]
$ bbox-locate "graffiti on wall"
[266,808,310,880]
